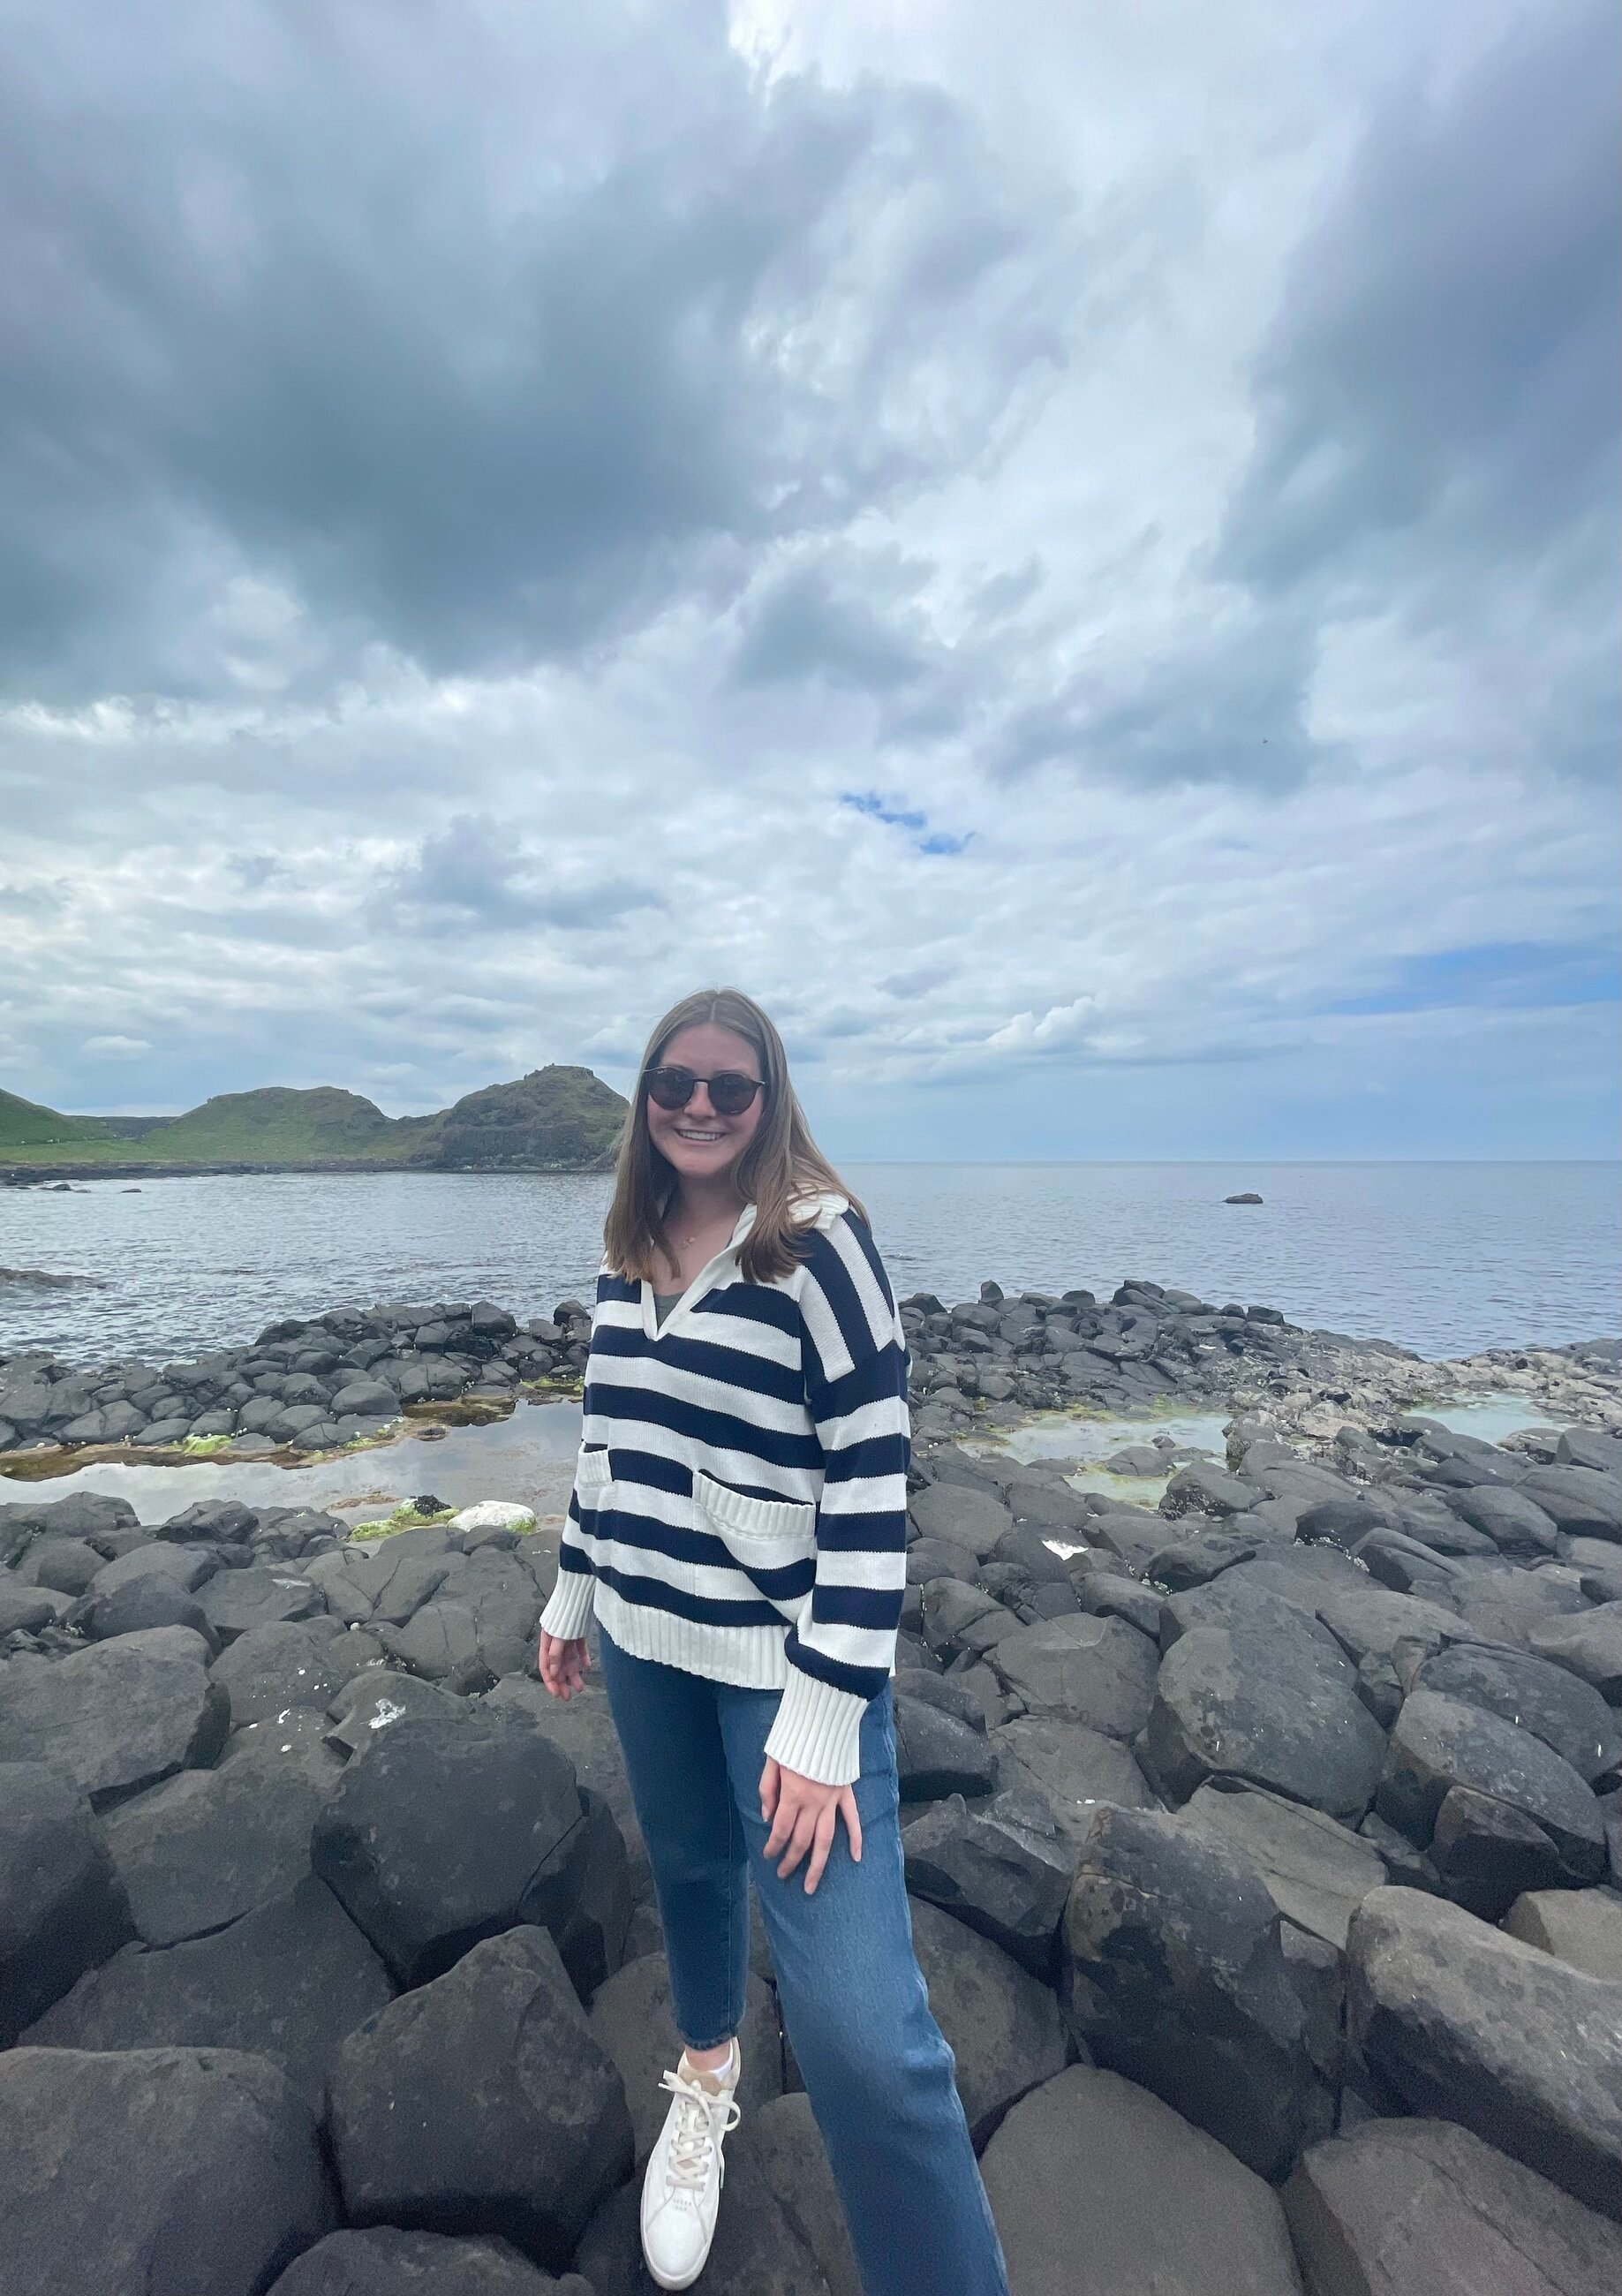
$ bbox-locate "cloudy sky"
[2,0,1616,1159]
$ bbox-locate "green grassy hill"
[434,1066,626,1169]
[0,1089,111,1149]
[147,1087,402,1160]
[0,1069,627,1172]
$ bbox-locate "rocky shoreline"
[2,1278,1621,2292]
[4,1272,1619,1468]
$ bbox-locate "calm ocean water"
[1,1162,1616,1368]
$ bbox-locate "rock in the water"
[988,1612,1159,1739]
[327,1926,633,2272]
[20,1873,395,2110]
[586,1948,783,2164]
[311,1704,614,1988]
[1377,1690,1606,1892]
[979,2064,1304,2296]
[0,1626,229,1808]
[1180,1779,1388,1950]
[267,2227,587,2293]
[1505,1889,1622,1983]
[1060,1803,1331,2179]
[1415,1643,1622,1784]
[1347,1885,1622,2220]
[906,1895,1068,2149]
[0,1763,135,2045]
[1284,2115,1622,2296]
[902,1786,1075,1978]
[101,1738,336,1945]
[1143,1617,1386,1821]
[0,2043,336,2296]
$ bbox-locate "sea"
[3,1161,1617,1369]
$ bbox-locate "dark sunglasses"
[645,1065,765,1116]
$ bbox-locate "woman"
[537,987,1011,2296]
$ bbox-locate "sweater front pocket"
[691,1469,816,1625]
[574,1445,614,1517]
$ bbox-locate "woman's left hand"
[759,1756,864,1895]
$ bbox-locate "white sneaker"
[640,2037,743,2291]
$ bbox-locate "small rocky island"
[2,1277,1620,2292]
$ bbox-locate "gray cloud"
[991,608,1319,789]
[0,3,1060,702]
[1223,0,1618,589]
[733,557,931,691]
[0,1,1613,1158]
[384,814,664,933]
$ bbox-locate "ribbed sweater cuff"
[764,1665,867,1787]
[538,1567,596,1643]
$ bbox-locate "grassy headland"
[0,1066,627,1177]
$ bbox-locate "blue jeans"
[597,1623,1012,2296]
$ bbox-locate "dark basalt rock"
[981,2066,1305,2296]
[893,1688,1000,1801]
[268,2228,592,2294]
[1347,1886,1622,2221]
[328,1927,634,2272]
[20,1873,395,2111]
[0,2044,338,2296]
[1377,1689,1606,1888]
[0,1763,136,2045]
[0,1625,229,1808]
[1142,1615,1387,1822]
[990,1714,1160,1847]
[101,1738,339,1945]
[1060,1804,1332,2179]
[310,1703,608,1990]
[902,1786,1075,1978]
[987,1612,1159,1740]
[906,1895,1068,2149]
[1284,2116,1622,2296]
[1178,1779,1387,1950]
[1415,1643,1621,1783]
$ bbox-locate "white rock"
[449,1500,538,1534]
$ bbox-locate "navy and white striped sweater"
[536,1190,910,1786]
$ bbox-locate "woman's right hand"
[538,1629,591,1699]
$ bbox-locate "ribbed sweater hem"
[592,1582,797,1688]
[535,1573,882,1786]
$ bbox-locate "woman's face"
[645,1021,766,1190]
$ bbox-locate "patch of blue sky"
[1325,940,1622,1016]
[840,790,970,856]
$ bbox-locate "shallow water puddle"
[0,1397,585,1526]
[1417,1394,1580,1445]
[962,1405,1234,1504]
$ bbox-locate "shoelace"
[656,2067,743,2192]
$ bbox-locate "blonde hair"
[602,986,870,1285]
